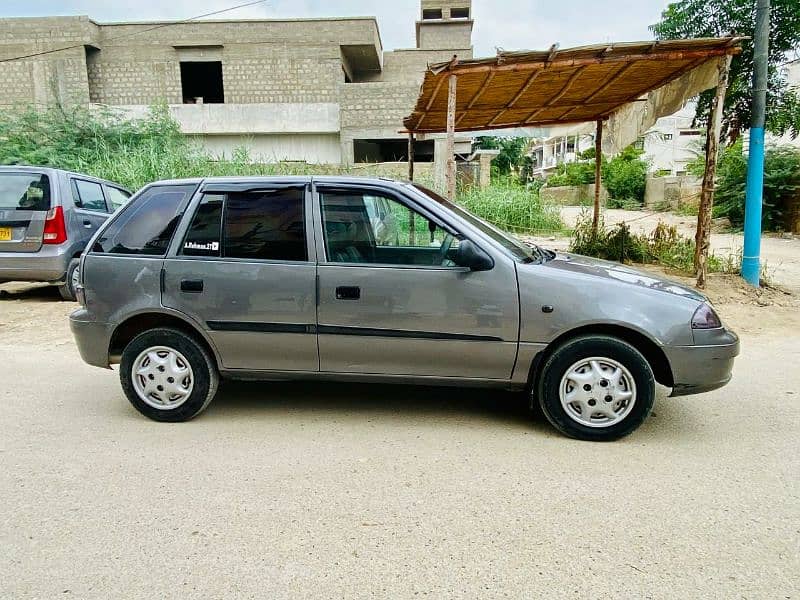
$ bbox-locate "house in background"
[528,102,704,179]
[0,1,475,170]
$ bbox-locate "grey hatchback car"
[0,166,131,299]
[70,177,739,440]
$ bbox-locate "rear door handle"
[83,220,92,228]
[335,286,360,300]
[180,279,204,293]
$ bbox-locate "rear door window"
[223,188,307,261]
[181,194,223,257]
[71,179,108,212]
[179,188,307,261]
[0,173,51,211]
[92,184,196,255]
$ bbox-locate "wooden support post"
[408,133,416,243]
[407,132,415,182]
[695,56,731,289]
[446,73,457,201]
[592,119,603,234]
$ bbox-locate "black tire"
[536,335,655,441]
[120,328,219,422]
[57,258,80,301]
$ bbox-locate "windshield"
[410,183,539,263]
[0,172,51,211]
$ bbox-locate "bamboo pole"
[407,132,415,182]
[446,73,458,201]
[592,119,603,234]
[695,56,731,288]
[426,48,741,77]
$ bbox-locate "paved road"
[1,287,798,599]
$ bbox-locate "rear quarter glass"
[91,184,197,255]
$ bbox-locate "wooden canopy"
[403,38,743,134]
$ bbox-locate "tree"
[650,0,800,143]
[602,146,650,206]
[474,136,529,175]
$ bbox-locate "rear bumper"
[0,245,75,283]
[69,308,111,368]
[665,328,740,397]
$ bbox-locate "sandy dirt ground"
[529,206,800,293]
[1,242,799,597]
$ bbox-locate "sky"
[0,0,672,55]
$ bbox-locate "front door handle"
[180,279,204,293]
[335,286,360,300]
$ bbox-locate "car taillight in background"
[43,206,67,244]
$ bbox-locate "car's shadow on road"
[203,379,548,432]
[189,380,684,440]
[0,283,64,302]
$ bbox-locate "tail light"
[691,303,722,329]
[43,206,67,244]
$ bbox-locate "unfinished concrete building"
[0,1,474,167]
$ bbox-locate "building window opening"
[180,61,224,104]
[354,139,435,163]
[451,7,470,18]
[422,8,443,19]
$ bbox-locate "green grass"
[457,180,564,235]
[0,103,564,236]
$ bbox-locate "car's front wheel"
[537,335,655,441]
[120,328,219,422]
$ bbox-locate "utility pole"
[741,0,770,287]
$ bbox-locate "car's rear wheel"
[120,328,218,422]
[536,335,655,441]
[57,258,80,301]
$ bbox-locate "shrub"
[601,146,649,207]
[689,139,800,230]
[546,149,597,187]
[569,211,723,274]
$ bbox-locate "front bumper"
[69,308,111,368]
[665,328,740,397]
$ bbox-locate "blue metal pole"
[741,128,765,285]
[741,0,770,287]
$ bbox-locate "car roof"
[147,175,408,189]
[0,165,128,188]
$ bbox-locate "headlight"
[691,303,722,329]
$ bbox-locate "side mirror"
[454,239,494,271]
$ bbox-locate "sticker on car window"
[184,241,219,252]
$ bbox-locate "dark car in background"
[0,166,131,299]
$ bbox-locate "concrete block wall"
[418,22,473,50]
[222,49,342,104]
[84,19,380,107]
[0,12,473,167]
[0,16,97,108]
[421,0,472,19]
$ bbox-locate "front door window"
[319,189,459,267]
